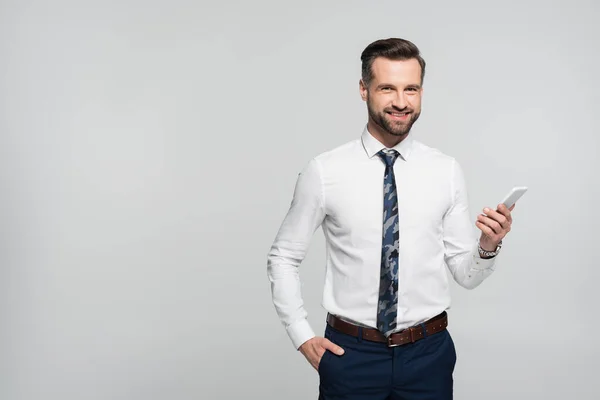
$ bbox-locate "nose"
[392,91,408,110]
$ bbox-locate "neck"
[367,119,408,148]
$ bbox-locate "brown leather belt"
[326,311,448,347]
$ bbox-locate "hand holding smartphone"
[482,186,527,217]
[499,186,528,209]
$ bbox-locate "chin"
[386,122,411,137]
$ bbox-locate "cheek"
[368,97,384,111]
[409,95,422,110]
[375,95,394,108]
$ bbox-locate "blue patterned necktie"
[376,149,400,336]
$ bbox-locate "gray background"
[1,0,598,399]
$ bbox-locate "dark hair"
[360,38,426,86]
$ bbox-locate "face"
[360,57,423,138]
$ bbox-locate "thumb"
[322,338,345,355]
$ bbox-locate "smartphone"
[500,186,528,209]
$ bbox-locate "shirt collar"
[361,125,414,161]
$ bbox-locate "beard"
[367,97,420,137]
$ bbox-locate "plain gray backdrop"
[1,0,599,399]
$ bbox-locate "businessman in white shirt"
[267,38,514,400]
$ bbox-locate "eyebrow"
[376,83,422,90]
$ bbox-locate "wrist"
[479,238,499,252]
[478,239,502,258]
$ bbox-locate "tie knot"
[377,149,399,167]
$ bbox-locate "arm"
[267,158,326,349]
[442,159,498,289]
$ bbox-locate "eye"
[381,87,392,92]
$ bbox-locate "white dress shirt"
[267,126,498,349]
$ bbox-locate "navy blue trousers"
[318,323,456,400]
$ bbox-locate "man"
[267,38,514,400]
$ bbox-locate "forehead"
[370,57,422,85]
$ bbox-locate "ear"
[359,79,368,101]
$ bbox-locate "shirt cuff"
[471,242,498,270]
[287,318,316,350]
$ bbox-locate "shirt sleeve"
[443,159,498,289]
[267,158,326,349]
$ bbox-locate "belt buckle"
[387,335,401,347]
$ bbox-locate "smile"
[386,111,410,120]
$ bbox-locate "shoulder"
[295,138,362,179]
[313,138,362,165]
[411,139,460,168]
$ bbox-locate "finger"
[317,346,327,358]
[507,204,515,223]
[496,204,513,224]
[497,204,514,227]
[483,207,509,230]
[322,338,345,355]
[477,214,503,234]
[476,221,500,241]
[496,204,510,216]
[496,204,515,218]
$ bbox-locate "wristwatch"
[478,240,502,258]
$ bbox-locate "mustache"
[384,106,413,113]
